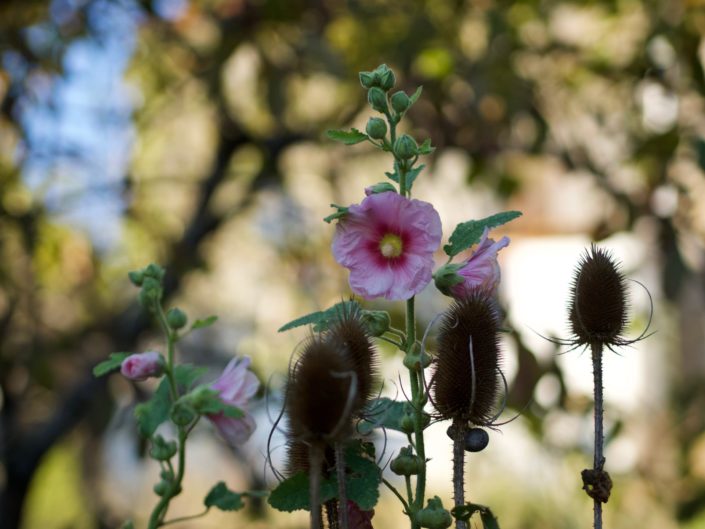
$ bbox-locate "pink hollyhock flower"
[207,356,260,445]
[120,351,164,381]
[332,192,442,301]
[449,227,509,298]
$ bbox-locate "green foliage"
[190,315,218,330]
[135,378,172,437]
[204,482,244,511]
[93,352,130,377]
[408,86,423,106]
[326,128,368,145]
[451,503,500,529]
[385,163,425,191]
[417,139,435,155]
[278,300,361,332]
[358,397,409,434]
[173,364,208,390]
[443,211,522,258]
[268,441,381,512]
[188,387,244,418]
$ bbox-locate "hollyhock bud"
[367,87,388,113]
[365,117,387,139]
[436,227,509,299]
[166,307,187,330]
[391,90,410,113]
[120,351,164,381]
[393,134,418,159]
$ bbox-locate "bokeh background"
[1,0,704,528]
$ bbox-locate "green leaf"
[204,482,244,511]
[326,128,368,145]
[268,472,336,512]
[358,398,409,435]
[173,364,208,390]
[135,378,172,438]
[323,204,349,224]
[443,211,522,258]
[451,503,500,528]
[191,315,218,330]
[278,300,360,333]
[408,86,423,106]
[93,352,130,377]
[405,164,424,191]
[267,441,380,512]
[417,139,434,155]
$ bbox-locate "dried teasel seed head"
[285,440,335,477]
[326,310,379,412]
[286,336,357,444]
[432,289,502,425]
[569,245,628,347]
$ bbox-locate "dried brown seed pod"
[286,336,357,444]
[326,310,379,412]
[432,289,502,425]
[569,245,628,347]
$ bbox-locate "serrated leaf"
[268,472,336,512]
[93,352,130,377]
[408,86,423,105]
[324,204,349,224]
[405,164,425,191]
[327,128,368,145]
[204,482,244,511]
[173,364,208,390]
[135,378,171,438]
[358,398,409,435]
[417,139,435,155]
[191,315,218,330]
[443,211,522,258]
[278,301,360,333]
[268,441,380,513]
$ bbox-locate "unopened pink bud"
[120,351,164,381]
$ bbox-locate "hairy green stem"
[335,442,349,529]
[591,342,604,529]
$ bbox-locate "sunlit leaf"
[444,211,522,258]
[191,315,218,330]
[278,301,360,333]
[204,482,244,511]
[326,129,368,145]
[93,352,130,377]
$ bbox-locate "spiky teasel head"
[285,440,335,476]
[569,245,629,348]
[431,289,503,426]
[326,309,379,412]
[286,335,358,445]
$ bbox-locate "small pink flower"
[120,351,164,381]
[332,192,442,301]
[207,356,260,445]
[449,227,509,299]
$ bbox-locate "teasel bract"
[431,289,503,529]
[284,312,378,529]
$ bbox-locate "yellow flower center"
[379,233,403,258]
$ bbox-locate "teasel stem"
[335,442,349,529]
[451,419,468,529]
[309,444,324,529]
[591,341,604,529]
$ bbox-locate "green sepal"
[367,87,388,113]
[365,182,397,195]
[390,90,410,113]
[323,204,349,224]
[443,211,522,258]
[166,307,188,330]
[127,270,144,287]
[135,377,172,437]
[173,364,208,390]
[359,71,378,89]
[93,352,130,377]
[408,86,423,106]
[277,300,360,333]
[416,496,452,529]
[326,128,368,145]
[359,309,391,336]
[451,503,500,529]
[417,138,435,155]
[186,386,244,418]
[433,263,466,295]
[204,482,245,511]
